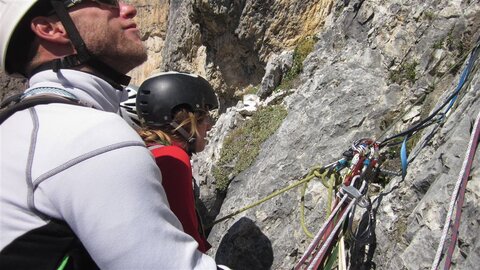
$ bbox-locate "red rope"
[443,112,480,269]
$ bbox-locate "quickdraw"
[295,139,379,270]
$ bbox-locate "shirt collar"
[28,69,128,113]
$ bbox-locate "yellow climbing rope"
[209,165,343,238]
[300,171,341,238]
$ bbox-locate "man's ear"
[30,16,70,45]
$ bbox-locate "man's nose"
[119,1,137,19]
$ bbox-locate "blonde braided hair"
[138,107,207,150]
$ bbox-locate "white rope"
[431,109,480,270]
[338,237,347,270]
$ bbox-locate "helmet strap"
[42,0,131,88]
[170,122,196,154]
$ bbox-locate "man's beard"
[97,39,148,74]
[80,23,148,74]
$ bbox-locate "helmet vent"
[141,89,151,94]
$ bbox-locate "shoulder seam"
[32,141,146,189]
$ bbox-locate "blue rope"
[380,37,480,146]
[386,37,480,181]
[400,136,409,180]
[442,45,477,119]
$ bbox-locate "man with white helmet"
[0,1,224,269]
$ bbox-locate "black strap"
[35,0,131,89]
[0,93,23,109]
[87,57,131,86]
[50,0,90,62]
[0,219,99,270]
[0,94,81,125]
[0,93,98,269]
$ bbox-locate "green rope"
[300,170,341,238]
[300,181,315,238]
[208,166,325,228]
[57,255,69,270]
[208,164,345,243]
[326,173,337,215]
[323,243,339,270]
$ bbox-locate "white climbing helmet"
[0,0,130,87]
[0,0,38,74]
[120,85,141,130]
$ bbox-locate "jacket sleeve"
[33,142,218,269]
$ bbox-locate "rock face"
[128,0,170,85]
[156,0,331,102]
[258,51,294,99]
[1,1,480,270]
[0,73,25,101]
[197,0,480,269]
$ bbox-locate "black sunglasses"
[63,0,120,9]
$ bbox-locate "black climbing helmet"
[136,72,219,127]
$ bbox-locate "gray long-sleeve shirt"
[0,69,217,269]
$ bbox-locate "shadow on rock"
[215,217,273,270]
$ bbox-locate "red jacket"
[150,143,211,253]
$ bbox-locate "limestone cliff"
[136,0,332,102]
[128,0,169,85]
[188,0,480,269]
